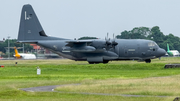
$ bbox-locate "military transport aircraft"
[17,4,166,64]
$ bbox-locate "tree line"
[0,39,33,57]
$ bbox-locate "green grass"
[0,57,180,101]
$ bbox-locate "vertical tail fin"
[167,43,170,51]
[18,4,48,42]
[14,47,19,55]
[17,4,65,43]
[14,47,22,59]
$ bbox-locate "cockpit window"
[148,42,157,47]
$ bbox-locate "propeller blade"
[107,33,109,39]
[113,33,115,40]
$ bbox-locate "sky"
[1,0,180,40]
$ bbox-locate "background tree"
[116,30,130,39]
[147,26,165,41]
[116,27,151,39]
[0,39,33,57]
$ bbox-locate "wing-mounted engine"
[64,40,97,52]
[103,33,118,51]
[90,33,118,51]
[90,40,106,50]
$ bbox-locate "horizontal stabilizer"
[17,40,38,43]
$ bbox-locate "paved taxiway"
[21,84,168,98]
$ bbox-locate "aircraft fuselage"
[36,38,165,63]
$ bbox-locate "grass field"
[0,57,180,101]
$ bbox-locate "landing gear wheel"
[103,60,109,64]
[145,59,151,63]
[88,62,94,64]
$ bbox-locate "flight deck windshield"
[148,42,158,47]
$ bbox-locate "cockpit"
[148,42,158,47]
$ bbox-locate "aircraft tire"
[103,60,109,64]
[88,62,94,64]
[145,59,151,63]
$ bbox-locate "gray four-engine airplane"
[17,4,166,64]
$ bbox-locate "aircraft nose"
[156,48,166,57]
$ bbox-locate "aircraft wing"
[64,40,105,53]
[65,40,93,47]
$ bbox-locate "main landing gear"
[88,60,109,64]
[145,59,151,63]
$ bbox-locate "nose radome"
[156,48,166,57]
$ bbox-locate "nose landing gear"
[145,59,151,63]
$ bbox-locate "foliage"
[0,39,33,56]
[117,27,151,39]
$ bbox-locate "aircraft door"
[124,47,128,56]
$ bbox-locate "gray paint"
[17,4,166,64]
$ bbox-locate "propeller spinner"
[104,33,118,50]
